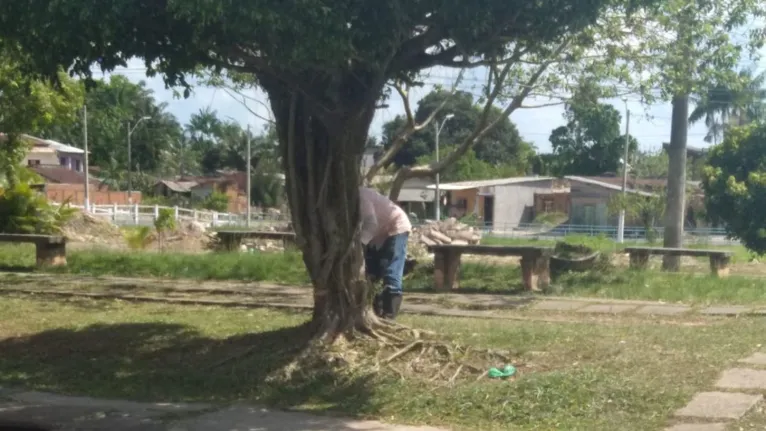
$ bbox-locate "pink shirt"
[359,187,412,247]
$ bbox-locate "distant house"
[369,174,436,220]
[4,134,87,173]
[427,177,557,227]
[564,176,654,226]
[662,142,709,159]
[154,180,197,198]
[153,171,251,213]
[429,175,659,230]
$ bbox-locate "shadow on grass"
[0,265,35,273]
[0,318,379,421]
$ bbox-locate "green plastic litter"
[487,365,516,379]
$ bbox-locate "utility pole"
[127,121,132,201]
[617,102,630,243]
[83,105,90,212]
[246,125,252,228]
[433,114,454,221]
[126,116,151,202]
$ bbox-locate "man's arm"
[360,198,378,246]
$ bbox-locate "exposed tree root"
[203,311,516,385]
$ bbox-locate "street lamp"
[434,113,454,221]
[617,98,630,243]
[127,116,151,202]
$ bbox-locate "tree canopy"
[547,80,638,176]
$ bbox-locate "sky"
[101,47,764,155]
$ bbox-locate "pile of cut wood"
[411,217,482,248]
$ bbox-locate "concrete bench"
[215,230,296,251]
[0,233,67,267]
[427,244,554,292]
[624,246,733,276]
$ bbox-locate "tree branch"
[222,87,276,124]
[387,39,571,200]
[364,70,464,185]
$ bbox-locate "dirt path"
[0,272,760,326]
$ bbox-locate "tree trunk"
[264,78,381,341]
[663,94,689,270]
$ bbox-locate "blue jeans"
[364,232,409,294]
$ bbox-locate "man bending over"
[359,187,412,320]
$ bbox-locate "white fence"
[72,204,287,228]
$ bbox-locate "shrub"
[0,183,76,234]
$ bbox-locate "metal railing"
[66,204,738,245]
[449,222,736,245]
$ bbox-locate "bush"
[703,125,766,254]
[123,226,154,250]
[0,183,76,234]
[201,191,229,212]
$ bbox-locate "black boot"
[381,289,403,320]
[372,293,383,317]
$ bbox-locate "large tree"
[628,0,765,270]
[0,0,659,342]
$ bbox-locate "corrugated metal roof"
[157,180,197,193]
[565,176,655,197]
[425,176,554,191]
[44,139,85,154]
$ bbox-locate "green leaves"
[703,124,766,253]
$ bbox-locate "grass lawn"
[1,241,765,305]
[0,296,764,430]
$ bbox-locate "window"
[74,159,81,172]
[543,199,553,213]
[456,198,468,209]
[27,160,40,166]
[60,157,67,166]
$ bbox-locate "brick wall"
[45,184,142,205]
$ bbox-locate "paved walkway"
[665,351,766,430]
[0,388,445,431]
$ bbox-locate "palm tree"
[689,68,766,144]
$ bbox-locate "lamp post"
[83,105,90,212]
[127,116,151,202]
[617,98,630,243]
[434,113,454,221]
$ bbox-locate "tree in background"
[702,125,766,253]
[627,0,766,270]
[38,75,181,176]
[689,68,766,144]
[0,44,83,186]
[378,90,533,170]
[547,80,638,176]
[415,146,530,182]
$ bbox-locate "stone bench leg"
[36,242,67,267]
[629,251,649,269]
[433,250,461,291]
[710,255,731,277]
[521,255,550,291]
[220,235,240,252]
